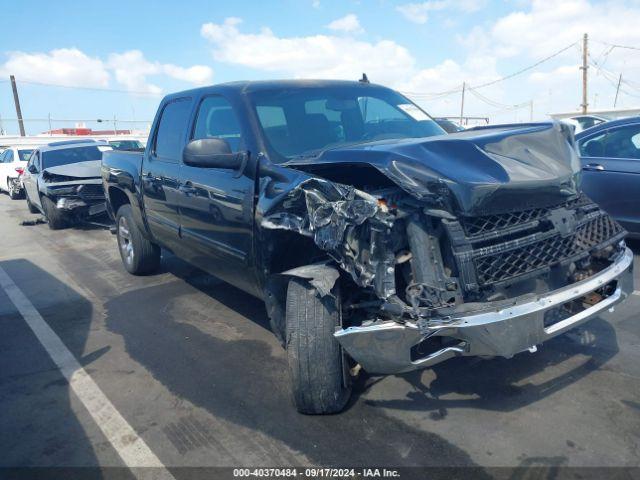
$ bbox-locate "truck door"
[580,123,640,234]
[178,94,258,295]
[142,97,192,252]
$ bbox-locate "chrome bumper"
[335,247,634,374]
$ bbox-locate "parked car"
[22,139,111,229]
[108,139,145,151]
[576,116,640,238]
[0,145,35,199]
[434,117,464,133]
[563,114,610,133]
[102,80,633,414]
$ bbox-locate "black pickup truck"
[102,80,633,414]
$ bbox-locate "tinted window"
[18,149,33,161]
[250,86,444,160]
[605,124,640,159]
[0,151,6,163]
[193,96,242,152]
[42,146,105,169]
[5,150,14,162]
[154,98,192,162]
[579,132,607,157]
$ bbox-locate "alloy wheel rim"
[118,217,134,265]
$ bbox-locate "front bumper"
[335,247,634,374]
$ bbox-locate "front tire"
[41,196,68,230]
[285,278,351,414]
[116,204,160,275]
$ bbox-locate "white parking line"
[0,265,175,479]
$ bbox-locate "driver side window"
[192,95,243,152]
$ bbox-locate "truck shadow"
[362,318,618,415]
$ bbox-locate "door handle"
[583,163,605,171]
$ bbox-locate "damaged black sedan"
[102,80,634,414]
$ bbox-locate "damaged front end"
[260,122,634,374]
[42,170,107,218]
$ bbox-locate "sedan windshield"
[250,85,445,160]
[42,146,105,169]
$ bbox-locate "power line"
[2,77,162,96]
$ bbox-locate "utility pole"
[580,33,589,114]
[459,81,466,125]
[529,100,534,122]
[614,73,622,108]
[10,75,26,136]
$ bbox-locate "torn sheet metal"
[261,177,397,297]
[281,264,340,298]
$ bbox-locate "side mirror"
[183,138,244,170]
[28,164,38,174]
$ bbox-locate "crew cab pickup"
[102,80,634,414]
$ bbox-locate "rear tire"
[26,191,39,213]
[41,196,68,230]
[116,204,160,275]
[7,179,20,200]
[285,278,351,414]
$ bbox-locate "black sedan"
[576,116,640,238]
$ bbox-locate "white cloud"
[0,48,109,88]
[201,18,413,85]
[396,0,486,24]
[312,0,320,8]
[326,14,363,34]
[0,47,213,94]
[108,50,213,93]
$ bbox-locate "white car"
[0,146,35,199]
[563,115,610,134]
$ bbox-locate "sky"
[1,0,640,134]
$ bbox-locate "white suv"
[0,146,35,199]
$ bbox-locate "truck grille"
[77,184,105,201]
[444,195,626,292]
[474,214,623,285]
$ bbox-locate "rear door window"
[154,98,193,162]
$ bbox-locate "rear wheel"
[41,196,68,230]
[116,204,160,275]
[8,179,21,200]
[285,278,351,414]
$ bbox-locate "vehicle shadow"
[362,318,619,416]
[0,259,111,476]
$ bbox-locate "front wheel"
[41,196,68,230]
[285,278,351,414]
[116,204,161,275]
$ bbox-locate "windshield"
[250,85,445,159]
[109,140,144,151]
[42,145,106,169]
[17,149,34,161]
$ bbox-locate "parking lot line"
[0,265,175,479]
[634,291,640,296]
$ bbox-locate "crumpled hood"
[43,160,102,179]
[286,121,581,215]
